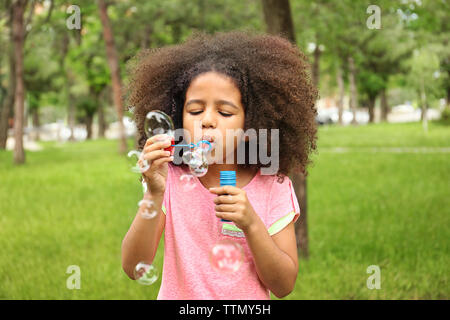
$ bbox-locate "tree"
[98,0,127,154]
[11,0,27,164]
[408,47,442,132]
[261,0,310,258]
[0,1,16,149]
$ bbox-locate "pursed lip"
[200,135,216,143]
[199,135,216,151]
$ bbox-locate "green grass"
[0,121,449,299]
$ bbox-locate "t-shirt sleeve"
[266,176,301,236]
[161,189,168,215]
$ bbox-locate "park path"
[320,147,450,153]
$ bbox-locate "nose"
[201,108,216,129]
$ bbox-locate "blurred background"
[0,0,448,299]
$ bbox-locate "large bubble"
[144,110,175,139]
[209,239,244,273]
[183,147,208,177]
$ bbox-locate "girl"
[121,30,318,300]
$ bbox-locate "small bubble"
[179,173,196,192]
[141,179,148,194]
[182,150,192,165]
[134,262,158,285]
[138,199,158,219]
[127,150,150,173]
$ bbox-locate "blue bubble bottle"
[219,171,236,222]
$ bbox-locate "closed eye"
[189,111,233,117]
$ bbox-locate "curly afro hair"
[125,30,318,181]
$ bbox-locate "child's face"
[182,71,245,164]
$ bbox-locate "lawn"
[0,121,449,299]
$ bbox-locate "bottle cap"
[220,171,236,186]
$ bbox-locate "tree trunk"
[31,107,40,141]
[291,171,309,258]
[336,63,345,125]
[0,93,12,149]
[447,85,450,110]
[420,79,428,132]
[368,95,376,123]
[312,43,321,89]
[98,0,127,154]
[262,0,310,258]
[141,25,152,49]
[67,85,76,141]
[348,56,358,125]
[261,0,296,43]
[380,88,389,122]
[0,43,16,149]
[86,113,93,140]
[12,0,27,164]
[97,102,106,138]
[0,6,16,150]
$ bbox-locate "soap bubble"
[144,111,175,156]
[134,262,158,285]
[144,110,175,139]
[179,173,196,192]
[189,150,208,177]
[198,140,214,153]
[141,178,148,194]
[182,150,192,165]
[209,239,244,273]
[138,199,158,219]
[181,147,208,177]
[127,150,150,173]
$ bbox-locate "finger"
[215,211,235,221]
[143,150,171,162]
[144,139,172,153]
[209,185,240,195]
[213,195,235,204]
[215,204,236,212]
[144,134,171,148]
[151,133,172,143]
[152,156,174,167]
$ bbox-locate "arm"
[121,190,166,279]
[244,219,298,298]
[122,134,172,279]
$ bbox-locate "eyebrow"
[185,99,239,110]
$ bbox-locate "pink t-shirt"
[157,162,300,300]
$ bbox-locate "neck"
[198,163,239,189]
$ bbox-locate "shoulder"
[256,172,291,192]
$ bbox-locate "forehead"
[186,72,241,100]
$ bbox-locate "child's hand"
[209,186,258,232]
[141,134,174,196]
